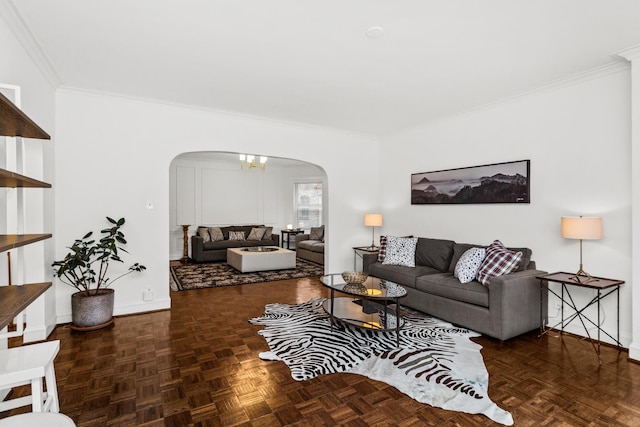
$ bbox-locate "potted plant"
[52,217,146,331]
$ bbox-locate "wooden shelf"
[0,234,52,252]
[0,92,50,139]
[0,168,51,188]
[0,282,51,330]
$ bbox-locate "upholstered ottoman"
[227,247,296,272]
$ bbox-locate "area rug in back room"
[170,258,324,290]
[249,297,513,425]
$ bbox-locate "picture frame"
[411,160,530,205]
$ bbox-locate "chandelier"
[239,154,268,171]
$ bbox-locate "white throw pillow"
[454,247,486,284]
[381,236,418,267]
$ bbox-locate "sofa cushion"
[203,240,242,250]
[260,226,273,240]
[233,226,254,237]
[229,231,246,241]
[369,263,440,289]
[309,226,324,241]
[247,227,266,241]
[449,243,532,273]
[197,227,211,243]
[415,273,489,308]
[298,240,324,253]
[382,236,418,267]
[476,240,523,285]
[454,247,486,284]
[415,238,455,272]
[208,227,224,242]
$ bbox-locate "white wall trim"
[386,61,629,138]
[56,298,171,325]
[56,85,377,140]
[0,0,62,88]
[618,46,640,361]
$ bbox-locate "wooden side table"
[181,225,190,262]
[537,272,624,362]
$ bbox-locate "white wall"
[54,89,380,322]
[379,66,632,346]
[168,155,325,259]
[0,13,57,340]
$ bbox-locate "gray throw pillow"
[208,227,224,242]
[197,227,211,243]
[309,226,324,241]
[247,227,266,241]
[260,226,273,240]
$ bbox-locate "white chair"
[0,340,60,413]
[0,412,75,426]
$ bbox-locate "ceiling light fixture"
[365,26,384,38]
[239,154,267,171]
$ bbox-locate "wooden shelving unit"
[0,89,52,321]
[0,282,51,330]
[0,168,51,188]
[0,92,50,139]
[0,234,53,253]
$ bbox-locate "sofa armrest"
[191,235,204,262]
[271,234,280,246]
[362,253,378,274]
[488,269,548,336]
[295,234,310,244]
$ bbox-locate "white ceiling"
[7,0,640,136]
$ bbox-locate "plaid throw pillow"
[377,236,388,262]
[476,240,523,286]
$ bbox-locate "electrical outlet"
[143,288,154,301]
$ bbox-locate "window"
[294,181,322,230]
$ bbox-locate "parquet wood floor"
[4,273,640,426]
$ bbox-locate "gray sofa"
[295,227,325,265]
[363,237,547,341]
[191,225,280,263]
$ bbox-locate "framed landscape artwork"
[411,160,530,205]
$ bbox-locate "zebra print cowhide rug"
[249,298,513,425]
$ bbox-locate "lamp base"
[568,267,599,284]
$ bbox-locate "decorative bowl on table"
[342,271,368,285]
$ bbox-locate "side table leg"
[598,289,601,357]
[395,299,401,347]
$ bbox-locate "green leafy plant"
[52,217,146,296]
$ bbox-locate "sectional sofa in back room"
[362,236,548,341]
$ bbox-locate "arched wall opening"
[168,151,329,262]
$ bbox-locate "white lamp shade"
[364,213,383,227]
[561,216,602,240]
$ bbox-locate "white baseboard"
[56,298,171,325]
[628,342,640,361]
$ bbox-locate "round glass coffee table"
[320,273,407,346]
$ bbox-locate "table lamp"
[364,213,383,250]
[561,216,602,283]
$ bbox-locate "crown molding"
[617,44,640,62]
[0,0,62,88]
[57,85,379,141]
[387,60,630,138]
